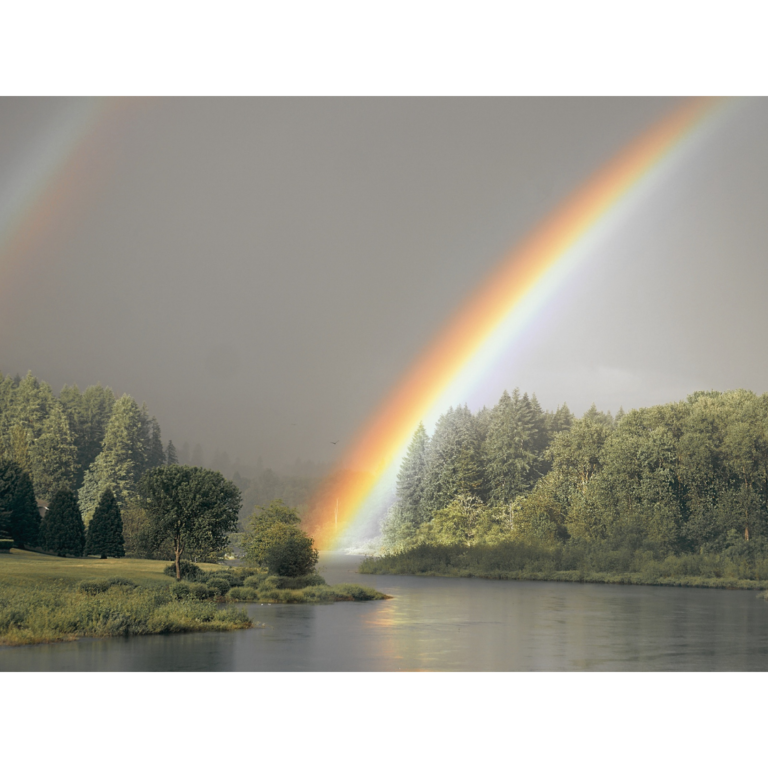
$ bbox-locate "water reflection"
[3,554,768,671]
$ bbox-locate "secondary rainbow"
[308,97,733,550]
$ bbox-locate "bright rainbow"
[308,97,734,550]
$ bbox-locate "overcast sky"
[2,97,767,472]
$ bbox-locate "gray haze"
[2,97,768,472]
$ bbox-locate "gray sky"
[2,97,768,472]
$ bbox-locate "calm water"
[3,553,768,671]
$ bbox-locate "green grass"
[0,550,388,645]
[360,542,768,590]
[0,549,249,646]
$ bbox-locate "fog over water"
[2,98,768,470]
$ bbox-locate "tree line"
[0,372,241,569]
[382,388,768,559]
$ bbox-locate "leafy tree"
[0,458,40,548]
[242,499,302,566]
[41,487,85,557]
[85,487,125,558]
[262,524,319,577]
[141,465,241,579]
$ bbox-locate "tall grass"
[0,581,252,646]
[360,540,768,590]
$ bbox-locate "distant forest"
[381,388,768,559]
[0,371,323,553]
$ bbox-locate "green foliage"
[162,561,204,580]
[262,527,319,577]
[227,586,259,601]
[77,577,137,594]
[41,488,85,557]
[1,539,15,551]
[141,465,241,579]
[0,580,251,645]
[205,578,231,596]
[0,458,40,548]
[85,487,125,558]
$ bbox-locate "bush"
[204,570,244,587]
[0,540,14,551]
[243,574,268,589]
[77,578,137,595]
[206,578,231,597]
[163,561,204,581]
[227,587,259,601]
[168,582,191,600]
[187,583,211,600]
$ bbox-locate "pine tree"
[166,440,179,465]
[78,395,144,523]
[422,406,484,515]
[29,403,78,499]
[395,422,430,526]
[0,458,40,548]
[41,487,85,557]
[85,487,125,558]
[483,390,538,506]
[146,417,166,471]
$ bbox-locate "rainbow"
[0,99,123,327]
[308,97,734,550]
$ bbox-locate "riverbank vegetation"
[0,551,251,646]
[370,388,768,588]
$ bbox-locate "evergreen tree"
[146,417,166,471]
[29,403,78,499]
[59,384,115,488]
[0,458,40,548]
[41,487,85,557]
[484,390,538,506]
[78,395,145,523]
[395,422,430,526]
[85,487,125,558]
[166,440,179,465]
[421,406,484,515]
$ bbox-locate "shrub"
[206,578,231,597]
[243,574,268,589]
[263,528,319,577]
[205,570,243,587]
[169,582,191,600]
[0,540,14,551]
[187,583,211,600]
[163,561,203,581]
[77,577,137,595]
[227,587,259,601]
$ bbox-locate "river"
[3,553,768,671]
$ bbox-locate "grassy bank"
[0,550,252,646]
[1,550,387,646]
[360,541,768,591]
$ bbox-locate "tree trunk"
[175,539,181,580]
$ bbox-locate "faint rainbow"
[0,99,109,324]
[309,97,734,550]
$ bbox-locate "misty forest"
[366,386,768,584]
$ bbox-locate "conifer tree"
[41,487,85,557]
[0,458,40,548]
[78,395,145,523]
[85,487,125,558]
[484,390,538,506]
[146,417,166,471]
[29,403,78,499]
[166,440,179,465]
[422,406,484,515]
[396,422,430,526]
